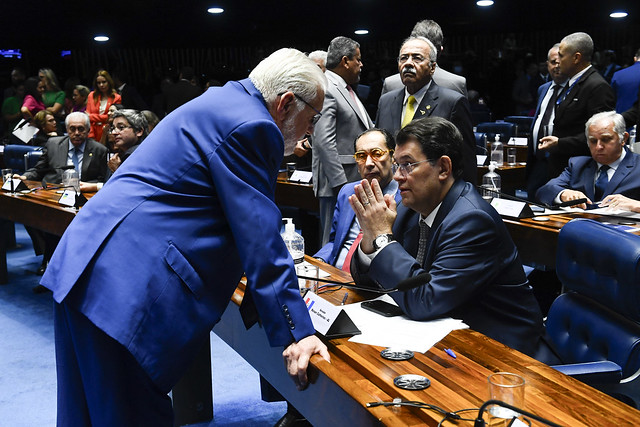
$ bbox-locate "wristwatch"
[372,234,394,251]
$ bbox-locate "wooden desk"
[504,211,640,270]
[485,143,528,163]
[276,171,318,212]
[214,257,640,426]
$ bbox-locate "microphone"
[474,400,562,427]
[477,185,589,211]
[299,272,431,294]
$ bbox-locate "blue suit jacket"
[612,62,640,113]
[41,79,315,391]
[536,149,640,205]
[314,181,401,266]
[351,180,543,356]
[376,82,477,184]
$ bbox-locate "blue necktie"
[71,147,79,173]
[594,165,610,202]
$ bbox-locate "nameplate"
[58,190,88,208]
[476,155,487,166]
[491,198,534,219]
[304,291,361,339]
[1,179,28,193]
[508,137,528,146]
[289,170,312,184]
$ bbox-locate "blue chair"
[475,122,517,141]
[474,132,488,155]
[543,219,640,408]
[504,116,534,136]
[3,145,43,174]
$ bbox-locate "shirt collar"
[568,64,591,86]
[68,139,86,152]
[403,80,431,107]
[597,146,626,170]
[420,202,441,228]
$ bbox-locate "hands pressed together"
[348,178,397,254]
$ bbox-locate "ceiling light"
[610,11,628,18]
[94,35,109,42]
[208,7,224,14]
[354,29,369,35]
[477,0,494,6]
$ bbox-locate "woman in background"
[20,77,46,120]
[31,110,58,146]
[86,70,121,141]
[71,85,90,113]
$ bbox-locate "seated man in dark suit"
[348,117,543,356]
[19,111,108,185]
[536,111,640,209]
[314,128,400,270]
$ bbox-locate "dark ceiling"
[2,0,639,50]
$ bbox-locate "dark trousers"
[54,301,173,427]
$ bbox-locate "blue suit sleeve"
[208,119,315,346]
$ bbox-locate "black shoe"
[274,409,311,427]
[32,284,50,294]
[36,261,47,276]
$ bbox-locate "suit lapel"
[391,91,404,129]
[583,160,598,201]
[556,67,594,119]
[330,72,369,128]
[606,150,634,196]
[414,83,439,121]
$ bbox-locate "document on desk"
[587,207,640,221]
[342,295,468,353]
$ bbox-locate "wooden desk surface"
[504,211,640,270]
[214,256,640,426]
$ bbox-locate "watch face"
[373,234,392,250]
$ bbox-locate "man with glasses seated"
[347,117,543,357]
[376,36,476,184]
[314,128,399,271]
[79,109,148,192]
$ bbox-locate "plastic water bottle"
[482,162,501,201]
[490,134,504,166]
[281,218,304,264]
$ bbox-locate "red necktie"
[342,231,363,274]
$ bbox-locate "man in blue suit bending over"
[348,117,543,356]
[537,111,640,210]
[314,128,400,271]
[41,48,330,426]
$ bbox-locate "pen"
[341,292,348,305]
[444,348,457,359]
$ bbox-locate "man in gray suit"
[312,36,373,245]
[376,37,476,183]
[381,19,467,97]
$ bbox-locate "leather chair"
[504,116,534,137]
[543,219,640,408]
[474,132,488,155]
[3,145,43,174]
[475,122,517,141]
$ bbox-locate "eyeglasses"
[109,125,132,134]
[392,159,431,176]
[279,92,322,125]
[397,54,431,64]
[353,148,393,163]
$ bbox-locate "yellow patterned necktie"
[401,95,416,128]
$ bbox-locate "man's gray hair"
[250,48,327,113]
[326,37,360,70]
[65,112,90,130]
[585,111,626,143]
[400,36,438,64]
[308,50,327,66]
[548,43,561,60]
[410,19,443,53]
[113,109,149,139]
[561,32,594,61]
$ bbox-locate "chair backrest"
[474,132,487,154]
[476,122,517,140]
[546,292,640,377]
[557,218,640,322]
[504,116,534,136]
[3,145,43,174]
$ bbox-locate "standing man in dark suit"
[376,37,476,183]
[536,111,640,209]
[381,19,467,97]
[40,48,330,426]
[312,36,374,245]
[347,117,543,356]
[526,43,567,199]
[611,48,640,114]
[538,32,616,179]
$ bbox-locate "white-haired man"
[41,48,330,426]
